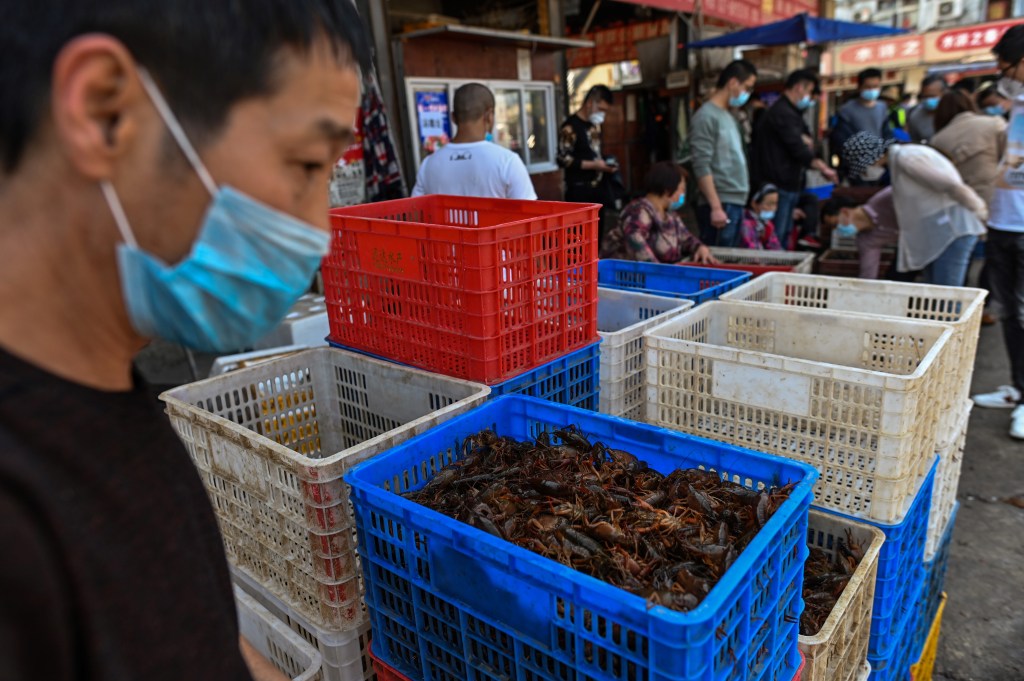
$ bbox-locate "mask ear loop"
[136,67,218,198]
[101,181,138,249]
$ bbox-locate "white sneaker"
[973,385,1022,409]
[1011,406,1024,440]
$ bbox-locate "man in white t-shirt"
[412,83,537,200]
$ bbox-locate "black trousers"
[986,228,1024,399]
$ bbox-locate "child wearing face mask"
[738,184,783,250]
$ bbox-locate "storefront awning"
[689,13,906,48]
[399,24,594,50]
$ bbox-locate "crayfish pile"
[406,426,793,612]
[800,532,866,636]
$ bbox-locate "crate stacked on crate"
[236,585,323,681]
[910,594,947,681]
[596,287,693,419]
[720,274,986,448]
[322,195,602,410]
[346,395,819,681]
[799,512,885,681]
[686,247,816,277]
[911,502,959,677]
[160,347,490,680]
[598,259,752,304]
[642,298,955,681]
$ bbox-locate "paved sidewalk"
[934,322,1024,681]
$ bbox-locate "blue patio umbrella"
[689,12,907,48]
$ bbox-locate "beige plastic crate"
[800,511,885,681]
[236,586,323,681]
[161,348,489,631]
[927,401,971,560]
[645,301,953,523]
[719,273,985,449]
[597,287,694,420]
[701,247,816,273]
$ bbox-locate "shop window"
[405,78,558,174]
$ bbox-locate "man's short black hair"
[994,24,1024,65]
[920,74,947,91]
[716,60,758,89]
[822,195,858,217]
[785,69,819,91]
[0,1,372,174]
[976,84,1005,106]
[857,68,883,87]
[643,161,686,197]
[452,83,495,124]
[586,85,614,105]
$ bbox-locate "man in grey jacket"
[688,60,757,246]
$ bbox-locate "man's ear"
[49,34,142,181]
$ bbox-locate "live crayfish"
[800,530,866,636]
[405,426,794,612]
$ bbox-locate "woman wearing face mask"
[738,184,783,250]
[600,162,717,265]
[930,89,1007,211]
[842,131,987,286]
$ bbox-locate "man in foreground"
[0,1,369,677]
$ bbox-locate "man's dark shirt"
[557,114,602,193]
[0,348,251,680]
[751,95,816,193]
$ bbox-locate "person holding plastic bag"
[972,25,1024,439]
[841,132,986,287]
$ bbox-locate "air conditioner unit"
[938,0,963,18]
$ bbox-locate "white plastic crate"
[596,287,693,420]
[926,400,971,560]
[161,348,489,631]
[800,511,885,681]
[719,273,985,451]
[256,294,330,349]
[645,300,954,523]
[700,247,816,274]
[236,586,323,681]
[235,569,374,681]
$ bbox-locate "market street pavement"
[934,321,1024,681]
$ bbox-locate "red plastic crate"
[368,641,409,681]
[793,650,805,681]
[323,195,600,384]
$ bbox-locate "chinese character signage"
[836,35,924,71]
[925,20,1021,60]
[415,90,450,155]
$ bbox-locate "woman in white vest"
[842,131,987,287]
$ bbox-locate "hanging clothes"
[361,74,406,202]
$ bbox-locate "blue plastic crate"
[818,457,937,662]
[489,342,600,411]
[867,576,925,681]
[345,395,818,681]
[597,260,751,305]
[806,184,834,200]
[914,502,958,655]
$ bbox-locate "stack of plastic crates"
[720,274,986,453]
[323,196,600,385]
[346,395,819,681]
[597,259,751,304]
[160,348,491,680]
[927,402,970,560]
[913,502,959,666]
[596,287,693,420]
[689,248,816,277]
[910,594,947,681]
[799,511,885,681]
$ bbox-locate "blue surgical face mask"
[861,88,881,101]
[670,194,686,211]
[984,105,1005,116]
[759,210,776,222]
[102,68,331,353]
[836,223,858,238]
[796,95,814,110]
[729,90,751,108]
[484,131,494,142]
[923,96,940,111]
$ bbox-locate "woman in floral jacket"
[600,162,716,264]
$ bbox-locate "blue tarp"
[689,13,906,48]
